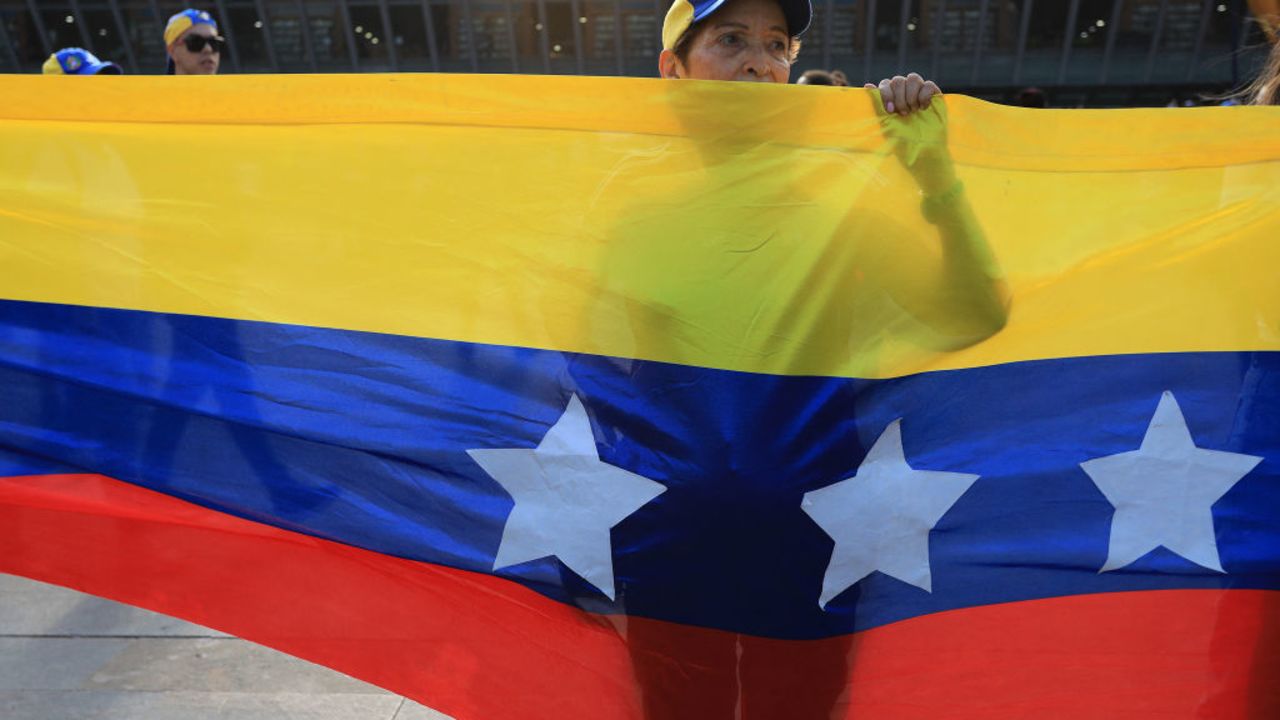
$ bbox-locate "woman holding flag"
[584,2,1012,718]
[588,0,1007,374]
[646,0,1009,354]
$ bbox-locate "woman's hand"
[868,76,956,196]
[864,75,1009,343]
[864,73,940,116]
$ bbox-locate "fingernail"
[886,102,895,113]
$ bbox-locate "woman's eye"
[719,34,741,46]
[770,41,787,52]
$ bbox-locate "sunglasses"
[182,34,226,53]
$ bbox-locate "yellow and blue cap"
[164,9,219,48]
[662,0,812,51]
[42,47,122,75]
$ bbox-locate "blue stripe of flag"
[0,299,1276,639]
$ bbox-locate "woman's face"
[660,0,792,84]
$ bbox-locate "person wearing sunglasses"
[164,9,224,75]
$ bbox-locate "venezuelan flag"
[0,74,1278,719]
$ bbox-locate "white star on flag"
[802,419,979,608]
[1080,390,1262,573]
[467,394,666,600]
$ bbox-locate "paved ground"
[0,573,453,719]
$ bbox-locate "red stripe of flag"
[0,473,1276,719]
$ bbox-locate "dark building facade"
[1,1,1272,105]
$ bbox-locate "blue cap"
[42,48,123,75]
[662,0,812,51]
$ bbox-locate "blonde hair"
[1246,40,1280,105]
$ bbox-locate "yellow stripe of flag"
[2,75,1278,379]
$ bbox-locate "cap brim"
[694,0,812,37]
[691,0,731,23]
[91,62,123,75]
[777,0,812,37]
